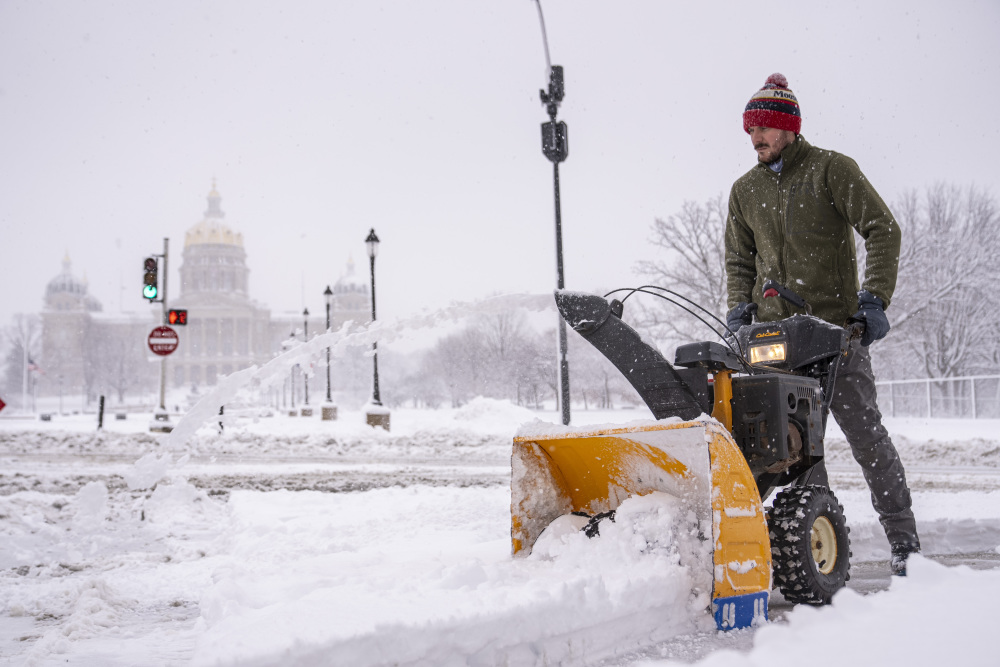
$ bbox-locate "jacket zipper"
[776,170,790,318]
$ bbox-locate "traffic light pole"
[157,237,169,416]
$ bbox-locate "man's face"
[748,126,796,164]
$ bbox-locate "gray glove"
[852,290,889,346]
[726,302,758,333]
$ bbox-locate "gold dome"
[184,181,244,248]
[184,220,244,248]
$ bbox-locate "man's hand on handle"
[852,290,889,346]
[726,302,758,334]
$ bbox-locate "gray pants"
[811,340,920,550]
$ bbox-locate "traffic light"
[143,257,158,300]
[167,309,188,326]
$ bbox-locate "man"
[724,73,920,575]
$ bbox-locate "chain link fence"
[876,375,1000,419]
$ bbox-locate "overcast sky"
[2,1,998,336]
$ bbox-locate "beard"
[755,143,781,164]
[754,132,795,164]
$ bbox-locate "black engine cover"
[731,373,824,477]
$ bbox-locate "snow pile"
[824,434,1000,469]
[191,488,714,667]
[835,488,1000,561]
[639,556,998,667]
[453,396,539,429]
[123,452,177,490]
[72,481,109,528]
[0,477,228,665]
[13,578,126,662]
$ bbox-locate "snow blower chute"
[512,289,859,630]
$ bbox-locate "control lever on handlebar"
[762,280,812,315]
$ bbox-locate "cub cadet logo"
[755,331,781,339]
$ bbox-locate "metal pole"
[971,378,977,419]
[370,254,381,405]
[553,162,570,426]
[926,379,932,418]
[303,309,310,406]
[325,298,332,402]
[158,237,169,413]
[21,334,27,415]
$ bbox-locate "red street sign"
[0,397,5,414]
[148,326,179,356]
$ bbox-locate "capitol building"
[36,184,370,405]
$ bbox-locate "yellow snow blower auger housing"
[512,289,861,630]
[512,418,772,630]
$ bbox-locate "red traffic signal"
[167,309,188,326]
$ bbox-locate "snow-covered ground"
[1,401,999,666]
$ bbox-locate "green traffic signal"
[143,256,159,301]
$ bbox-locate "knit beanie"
[743,73,801,134]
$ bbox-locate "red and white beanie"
[743,73,801,134]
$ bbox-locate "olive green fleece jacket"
[725,135,901,326]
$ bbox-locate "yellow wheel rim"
[811,516,838,575]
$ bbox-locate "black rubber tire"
[768,484,851,605]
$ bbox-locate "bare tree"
[420,329,484,407]
[1,314,42,410]
[566,328,640,410]
[634,195,729,350]
[84,320,156,404]
[877,184,1000,379]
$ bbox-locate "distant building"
[35,183,370,403]
[170,184,273,389]
[39,255,154,403]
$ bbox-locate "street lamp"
[283,330,297,416]
[322,285,337,421]
[300,307,313,416]
[364,228,390,430]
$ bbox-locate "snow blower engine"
[511,283,863,630]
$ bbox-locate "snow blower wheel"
[769,484,851,605]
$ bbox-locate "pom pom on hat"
[764,73,788,88]
[743,73,801,134]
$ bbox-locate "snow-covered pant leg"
[829,340,920,550]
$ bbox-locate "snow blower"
[512,286,860,630]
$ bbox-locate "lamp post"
[283,331,297,416]
[300,307,313,416]
[364,228,390,430]
[322,285,338,420]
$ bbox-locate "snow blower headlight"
[749,342,786,365]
